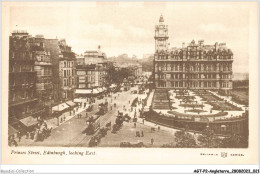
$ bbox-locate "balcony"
[9,98,38,107]
[35,62,52,66]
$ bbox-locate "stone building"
[9,31,39,131]
[84,45,107,65]
[75,46,108,96]
[153,15,233,94]
[45,39,76,103]
[31,35,53,116]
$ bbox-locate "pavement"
[17,86,178,147]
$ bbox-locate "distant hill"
[140,55,153,72]
[233,73,249,81]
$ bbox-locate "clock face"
[159,29,164,35]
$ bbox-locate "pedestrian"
[142,119,145,124]
[158,126,160,131]
[134,122,136,128]
[18,132,21,142]
[86,112,88,118]
[151,138,154,145]
[141,131,144,137]
[30,131,34,140]
[26,131,29,139]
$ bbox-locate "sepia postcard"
[1,1,259,165]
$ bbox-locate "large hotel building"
[153,15,233,94]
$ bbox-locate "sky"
[9,2,253,73]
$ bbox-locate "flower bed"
[185,109,207,113]
[207,101,243,111]
[167,110,228,118]
[179,104,204,108]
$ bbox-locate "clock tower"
[154,15,169,52]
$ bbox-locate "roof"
[8,125,19,137]
[66,101,76,107]
[52,103,70,112]
[75,89,92,94]
[159,15,164,22]
[20,116,38,127]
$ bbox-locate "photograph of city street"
[8,2,249,148]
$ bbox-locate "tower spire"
[159,14,164,23]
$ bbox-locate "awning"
[8,125,19,137]
[20,116,38,127]
[74,98,82,103]
[93,88,99,94]
[75,89,92,94]
[97,88,103,92]
[109,84,116,88]
[66,101,76,107]
[52,103,70,112]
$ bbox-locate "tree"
[221,134,248,148]
[197,127,222,148]
[174,130,197,148]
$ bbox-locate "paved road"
[31,88,138,147]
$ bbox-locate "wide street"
[19,86,177,147]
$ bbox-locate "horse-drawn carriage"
[86,104,94,112]
[34,126,52,142]
[111,115,124,133]
[88,127,109,147]
[89,134,101,147]
[82,115,100,135]
[97,102,108,115]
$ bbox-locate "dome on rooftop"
[159,14,164,23]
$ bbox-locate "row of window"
[63,78,75,87]
[10,64,34,73]
[9,90,35,102]
[63,69,75,77]
[155,54,233,60]
[157,81,232,88]
[10,51,33,60]
[9,76,35,86]
[155,63,232,72]
[156,73,231,79]
[61,61,74,68]
[35,54,50,62]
